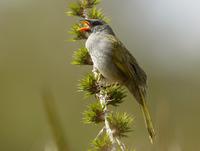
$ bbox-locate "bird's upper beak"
[78,20,91,32]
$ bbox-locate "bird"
[79,18,155,143]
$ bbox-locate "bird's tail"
[139,98,155,144]
[127,84,155,143]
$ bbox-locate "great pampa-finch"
[79,18,155,143]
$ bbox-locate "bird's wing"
[105,35,155,141]
[106,34,147,86]
[105,35,134,78]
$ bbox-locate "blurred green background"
[1,0,200,150]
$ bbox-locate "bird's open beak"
[78,20,91,32]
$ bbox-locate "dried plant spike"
[83,101,105,124]
[71,47,93,65]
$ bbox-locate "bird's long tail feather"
[127,83,155,143]
[140,98,155,143]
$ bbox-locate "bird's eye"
[92,21,102,26]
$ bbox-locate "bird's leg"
[92,67,107,87]
[105,82,120,88]
[92,67,101,80]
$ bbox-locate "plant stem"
[95,127,105,140]
[93,67,127,151]
[97,89,117,151]
[92,67,117,151]
[116,138,126,151]
[81,0,89,18]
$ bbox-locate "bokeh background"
[1,0,200,151]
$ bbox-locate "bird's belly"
[91,53,123,83]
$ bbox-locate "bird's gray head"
[79,18,115,35]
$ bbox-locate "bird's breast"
[86,33,124,82]
[86,33,113,63]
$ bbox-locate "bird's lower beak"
[78,21,91,32]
